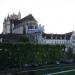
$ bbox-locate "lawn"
[54,71,75,75]
[19,69,75,75]
[1,64,75,75]
[18,64,75,75]
[40,66,75,75]
[34,64,75,75]
[15,64,75,75]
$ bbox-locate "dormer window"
[55,36,57,39]
[44,36,46,39]
[64,36,66,39]
[64,35,66,39]
[60,37,62,40]
[51,36,53,39]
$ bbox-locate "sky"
[0,0,75,34]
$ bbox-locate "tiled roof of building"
[66,31,73,40]
[11,14,37,25]
[20,14,37,22]
[43,31,73,40]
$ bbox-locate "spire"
[18,11,21,19]
[7,14,9,18]
[18,11,21,15]
[7,13,10,20]
[4,17,6,20]
[13,13,15,16]
[73,28,74,32]
[3,17,7,24]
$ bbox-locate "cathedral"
[3,12,44,34]
[3,12,44,43]
[2,12,75,50]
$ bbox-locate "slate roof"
[43,31,73,40]
[66,31,73,40]
[12,14,36,24]
[20,14,37,22]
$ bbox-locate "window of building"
[51,36,53,39]
[72,36,75,40]
[26,23,28,25]
[72,40,75,43]
[35,26,38,29]
[60,37,62,39]
[28,25,34,29]
[55,36,57,39]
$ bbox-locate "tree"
[66,47,73,59]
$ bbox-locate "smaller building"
[39,31,75,49]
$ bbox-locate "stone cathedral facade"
[3,12,44,43]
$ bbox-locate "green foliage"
[0,43,68,69]
[66,47,74,59]
[2,34,29,43]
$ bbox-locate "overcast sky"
[0,0,75,34]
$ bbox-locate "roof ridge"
[20,14,37,22]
